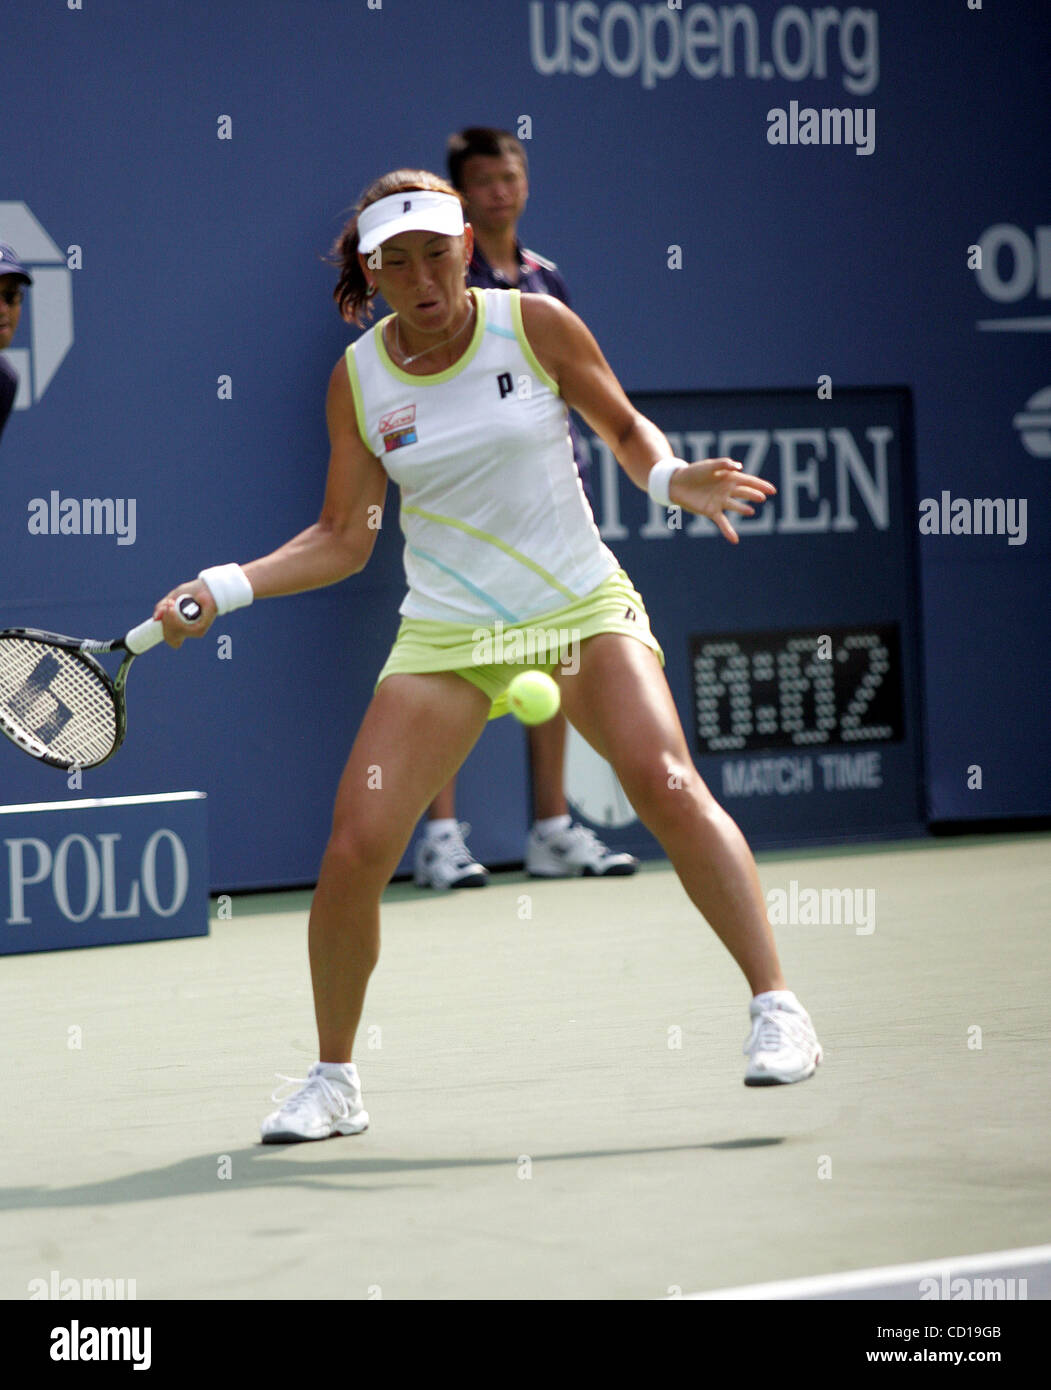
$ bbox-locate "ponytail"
[331,215,372,326]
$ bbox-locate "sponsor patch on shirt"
[379,404,416,434]
[384,426,417,452]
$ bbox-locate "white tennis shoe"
[743,993,823,1086]
[413,822,489,890]
[260,1062,369,1143]
[525,822,638,878]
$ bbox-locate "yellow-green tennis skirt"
[375,568,664,720]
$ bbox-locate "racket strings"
[0,637,118,766]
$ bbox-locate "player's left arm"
[520,294,775,542]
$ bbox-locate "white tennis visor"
[357,190,465,254]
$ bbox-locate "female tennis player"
[155,170,822,1142]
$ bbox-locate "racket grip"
[126,596,203,654]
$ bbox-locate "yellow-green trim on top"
[373,286,488,387]
[342,344,372,453]
[510,288,561,397]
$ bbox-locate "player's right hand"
[669,458,777,544]
[154,582,217,648]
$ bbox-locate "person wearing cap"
[0,244,32,444]
[153,168,823,1142]
[413,127,636,891]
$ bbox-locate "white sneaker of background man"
[413,820,489,890]
[526,815,638,878]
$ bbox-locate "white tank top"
[345,287,619,624]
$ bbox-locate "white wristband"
[647,459,687,508]
[198,564,254,615]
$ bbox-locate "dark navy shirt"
[0,357,17,444]
[468,239,572,301]
[467,240,594,507]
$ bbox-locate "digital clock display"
[690,624,905,755]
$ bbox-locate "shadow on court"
[0,1137,785,1209]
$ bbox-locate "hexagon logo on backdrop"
[1013,386,1051,459]
[0,201,74,410]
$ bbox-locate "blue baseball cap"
[0,243,32,285]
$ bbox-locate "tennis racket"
[0,595,202,771]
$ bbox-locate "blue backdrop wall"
[3,0,1048,889]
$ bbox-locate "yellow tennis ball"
[507,670,561,725]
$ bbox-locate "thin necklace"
[393,296,475,367]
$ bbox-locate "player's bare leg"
[310,673,491,1061]
[558,631,821,1086]
[556,633,784,994]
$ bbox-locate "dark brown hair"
[330,169,466,326]
[446,128,528,193]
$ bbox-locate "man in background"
[0,243,32,444]
[414,127,639,890]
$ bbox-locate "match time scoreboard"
[690,624,905,755]
[578,387,926,850]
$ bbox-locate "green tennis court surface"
[2,834,1048,1301]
